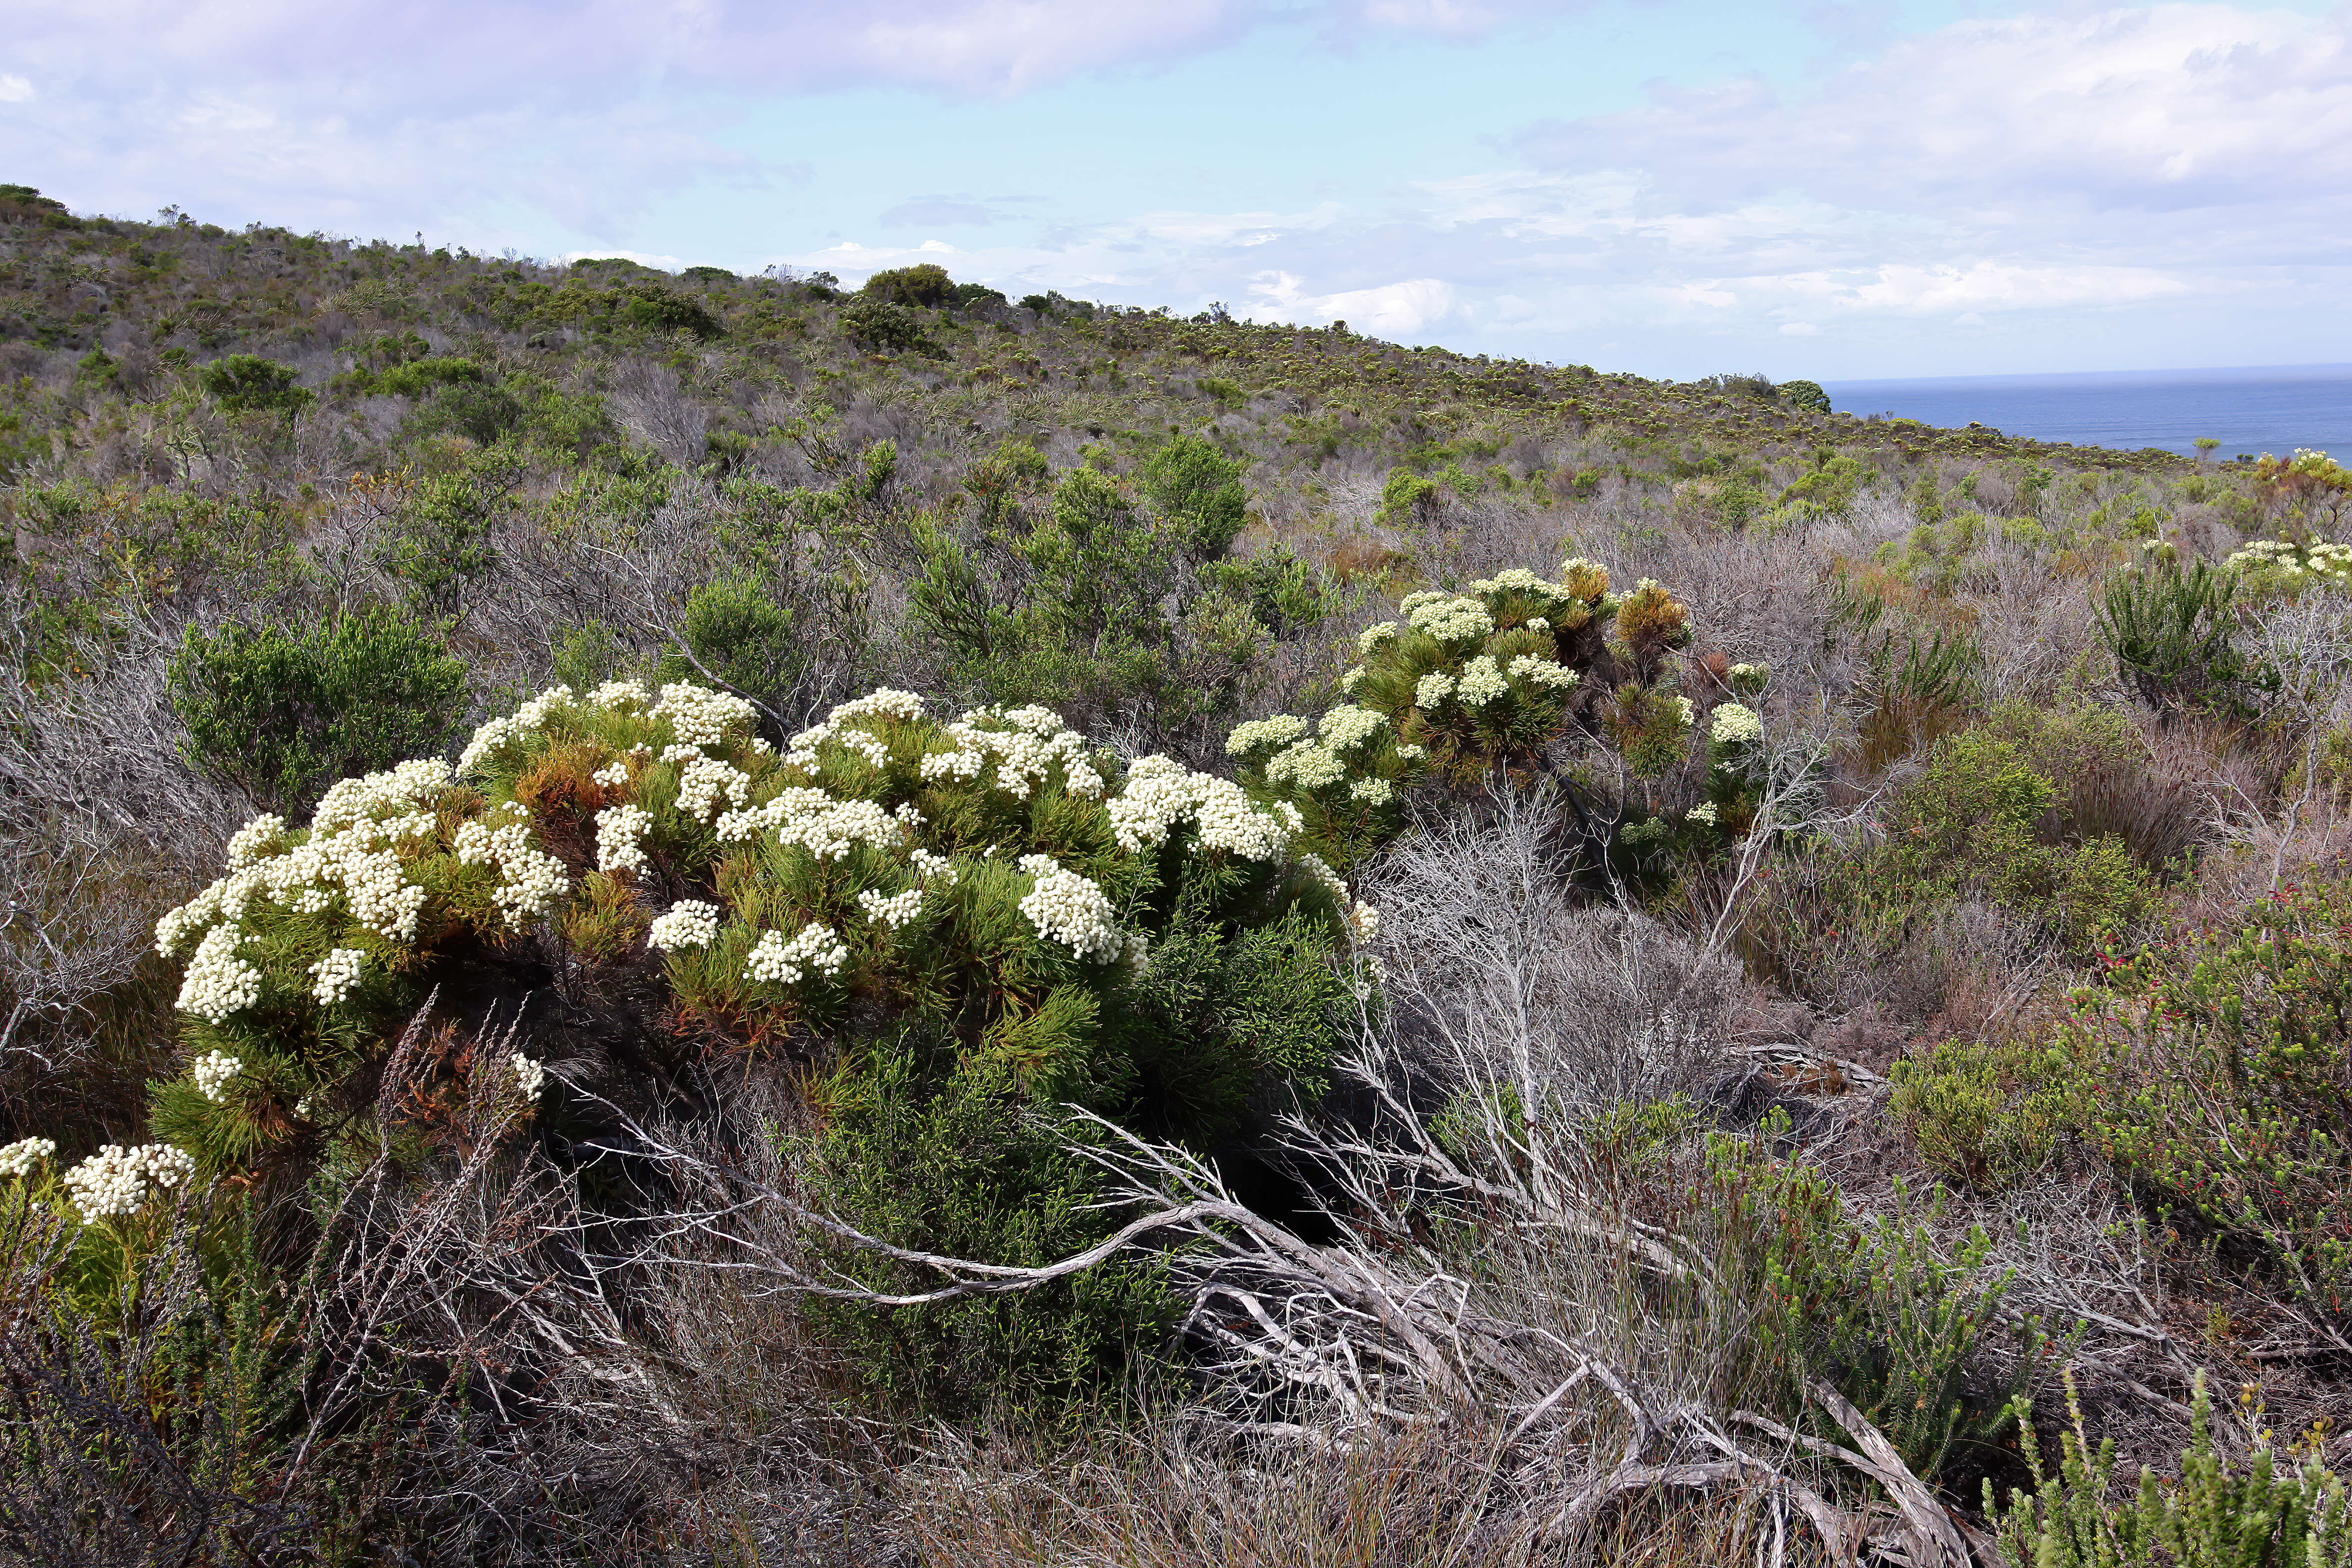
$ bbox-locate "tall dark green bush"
[197,355,309,415]
[655,576,806,710]
[167,606,468,815]
[2097,557,2274,721]
[860,263,954,308]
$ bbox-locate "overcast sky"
[6,0,2349,379]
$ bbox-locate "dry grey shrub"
[1963,544,2102,703]
[1650,524,1856,705]
[1365,791,1738,1122]
[0,593,238,1096]
[606,358,709,466]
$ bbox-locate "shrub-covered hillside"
[10,184,2352,1567]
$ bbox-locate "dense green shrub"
[1778,378,1832,414]
[909,442,1266,743]
[2097,556,2275,721]
[2057,880,2352,1333]
[1889,1038,2066,1190]
[617,283,723,339]
[1991,1375,2352,1568]
[197,354,310,415]
[655,575,807,711]
[860,263,954,308]
[841,298,931,354]
[165,606,468,817]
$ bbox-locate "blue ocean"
[1821,363,2352,461]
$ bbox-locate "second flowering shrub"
[1233,559,1699,868]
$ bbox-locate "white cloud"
[1243,272,1459,336]
[0,74,33,102]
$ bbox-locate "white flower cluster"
[1317,704,1386,753]
[744,923,850,986]
[511,1052,546,1098]
[1110,756,1295,859]
[915,706,1103,801]
[1266,741,1346,790]
[594,803,653,873]
[1415,672,1455,709]
[61,1143,195,1223]
[226,814,287,868]
[1017,855,1125,963]
[908,848,959,885]
[156,768,458,1021]
[1710,703,1763,746]
[454,808,572,927]
[592,760,631,789]
[651,682,761,748]
[2225,536,2352,587]
[459,686,580,773]
[1673,696,1696,728]
[588,679,652,709]
[177,925,263,1023]
[1401,592,1495,645]
[647,900,722,952]
[310,946,366,1006]
[677,756,752,823]
[1228,714,1309,758]
[1357,621,1399,654]
[1508,654,1578,688]
[719,788,906,861]
[1524,617,1549,633]
[191,1049,242,1101]
[1396,742,1427,761]
[1349,778,1395,804]
[1727,662,1767,686]
[857,886,925,929]
[783,688,929,771]
[1685,802,1719,825]
[0,1136,57,1178]
[1456,655,1510,707]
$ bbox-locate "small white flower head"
[1339,666,1367,693]
[177,924,262,1024]
[1685,801,1719,826]
[647,900,722,952]
[191,1049,243,1102]
[1349,777,1395,805]
[309,947,366,1006]
[1228,714,1309,759]
[510,1052,547,1099]
[1415,671,1456,710]
[744,924,850,986]
[908,847,959,885]
[1395,742,1427,762]
[1317,705,1386,753]
[226,814,288,869]
[0,1137,57,1179]
[1673,695,1696,729]
[1405,595,1494,646]
[1710,703,1763,746]
[1523,617,1549,633]
[856,886,925,930]
[1456,655,1510,708]
[60,1143,196,1224]
[1357,621,1400,655]
[591,760,631,789]
[1016,855,1125,963]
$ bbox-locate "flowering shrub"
[142,678,1369,1183]
[2223,533,2352,597]
[1234,560,1698,867]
